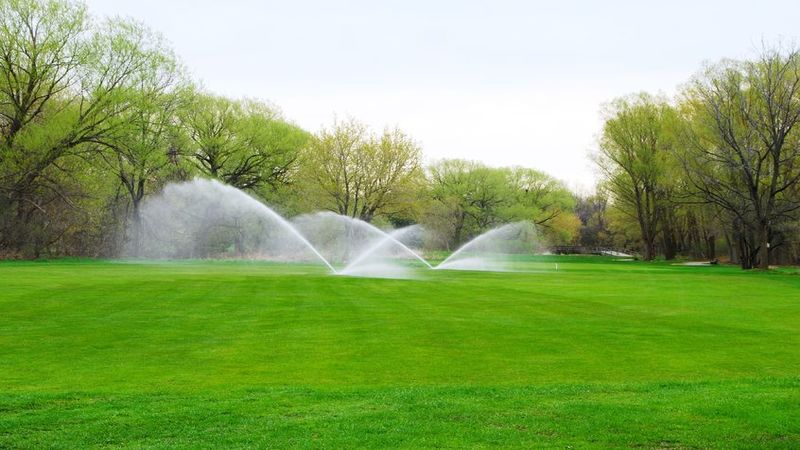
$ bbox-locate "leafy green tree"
[0,0,88,255]
[0,0,180,256]
[424,160,506,248]
[680,47,800,269]
[424,160,577,248]
[181,94,308,191]
[298,118,422,222]
[504,167,576,226]
[90,19,186,254]
[596,93,678,260]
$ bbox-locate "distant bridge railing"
[550,246,636,257]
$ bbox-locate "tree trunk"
[131,199,142,257]
[661,222,677,260]
[638,210,656,261]
[737,231,760,270]
[643,237,656,261]
[452,212,465,249]
[663,236,677,260]
[705,234,716,260]
[757,222,770,270]
[739,236,753,269]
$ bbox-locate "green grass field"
[1,256,799,448]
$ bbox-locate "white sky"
[85,0,800,191]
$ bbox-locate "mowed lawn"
[0,257,798,448]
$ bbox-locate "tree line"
[0,0,576,258]
[594,48,800,269]
[3,0,799,269]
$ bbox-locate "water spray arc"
[134,180,543,278]
[254,207,337,274]
[341,224,433,272]
[135,179,338,272]
[290,211,432,278]
[434,221,541,272]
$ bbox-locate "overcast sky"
[84,0,800,191]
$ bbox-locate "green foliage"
[296,118,423,222]
[0,0,311,257]
[597,93,680,260]
[424,160,577,248]
[680,49,800,268]
[596,47,800,266]
[181,94,308,191]
[0,0,115,255]
[92,19,189,251]
[2,0,797,266]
